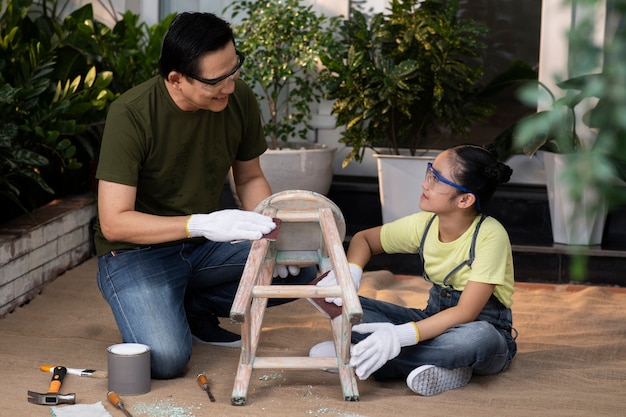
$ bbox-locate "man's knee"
[150,344,192,379]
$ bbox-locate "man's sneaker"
[406,365,472,396]
[188,314,242,348]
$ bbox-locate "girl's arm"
[346,226,385,267]
[415,281,495,342]
[346,223,497,343]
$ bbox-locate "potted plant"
[494,76,609,245]
[319,0,493,222]
[224,0,342,197]
[0,0,175,223]
[493,0,626,247]
[0,0,115,221]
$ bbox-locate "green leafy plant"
[320,0,493,166]
[225,0,341,149]
[493,79,582,161]
[88,10,175,94]
[491,0,626,278]
[0,0,115,217]
[0,0,174,221]
[493,0,626,208]
[0,117,52,214]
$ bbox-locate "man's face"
[173,43,242,112]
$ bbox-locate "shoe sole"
[192,334,242,348]
[406,365,472,396]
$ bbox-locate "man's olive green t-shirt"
[93,76,266,256]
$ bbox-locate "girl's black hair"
[158,12,235,79]
[449,144,513,211]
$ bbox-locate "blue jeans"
[354,284,517,381]
[96,240,316,379]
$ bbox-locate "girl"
[313,144,516,396]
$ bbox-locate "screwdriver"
[197,373,216,402]
[107,390,134,417]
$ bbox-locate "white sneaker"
[309,341,340,373]
[309,340,337,357]
[406,365,472,396]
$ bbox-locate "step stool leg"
[231,295,270,405]
[329,315,359,401]
[231,251,275,405]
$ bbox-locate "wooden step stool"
[229,190,363,405]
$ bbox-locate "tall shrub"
[0,0,174,221]
[0,0,114,216]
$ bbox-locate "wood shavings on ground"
[306,408,370,417]
[258,372,284,381]
[132,399,200,417]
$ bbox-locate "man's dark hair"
[158,12,235,79]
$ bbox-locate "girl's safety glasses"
[425,162,481,210]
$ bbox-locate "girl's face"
[419,151,464,213]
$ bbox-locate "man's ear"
[167,71,183,87]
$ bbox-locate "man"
[94,12,314,379]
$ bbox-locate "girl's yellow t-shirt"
[380,211,515,308]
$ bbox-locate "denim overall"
[355,214,517,380]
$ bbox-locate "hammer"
[28,366,76,405]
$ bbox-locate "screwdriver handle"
[197,373,209,388]
[107,390,123,408]
[196,373,216,402]
[107,391,134,417]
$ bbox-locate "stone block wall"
[0,195,96,317]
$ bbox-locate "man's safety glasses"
[186,50,245,87]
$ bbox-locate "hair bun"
[485,161,512,184]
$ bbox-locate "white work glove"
[273,265,301,278]
[316,263,363,306]
[186,210,276,242]
[350,322,418,380]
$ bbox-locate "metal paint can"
[107,343,151,395]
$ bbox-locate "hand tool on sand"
[107,391,133,417]
[40,364,108,379]
[28,366,76,405]
[196,373,216,402]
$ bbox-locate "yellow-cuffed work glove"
[350,322,418,380]
[186,210,276,242]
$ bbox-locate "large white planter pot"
[505,153,546,185]
[543,152,607,245]
[374,150,440,224]
[229,143,337,206]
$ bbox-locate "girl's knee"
[466,322,510,374]
[464,321,501,341]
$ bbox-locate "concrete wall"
[0,195,96,317]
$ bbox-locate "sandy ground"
[1,258,625,417]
